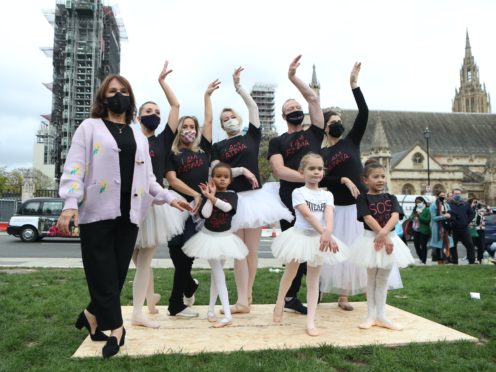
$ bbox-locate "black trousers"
[451,228,476,264]
[79,196,138,331]
[280,190,306,299]
[413,231,430,264]
[167,216,198,315]
[472,230,486,262]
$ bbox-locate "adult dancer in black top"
[268,55,325,314]
[131,60,181,328]
[319,63,401,310]
[165,79,220,317]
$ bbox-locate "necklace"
[108,120,128,134]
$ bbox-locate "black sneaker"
[284,297,307,314]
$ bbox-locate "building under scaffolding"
[37,0,126,181]
[250,84,277,137]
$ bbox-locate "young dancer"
[349,160,414,331]
[271,153,348,336]
[183,163,248,328]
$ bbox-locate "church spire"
[465,29,472,58]
[309,64,320,97]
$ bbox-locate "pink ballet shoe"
[305,327,320,337]
[358,320,376,329]
[375,319,403,331]
[212,318,232,328]
[131,316,160,329]
[207,312,218,323]
[221,303,250,314]
[338,298,354,311]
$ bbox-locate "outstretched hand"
[350,62,361,89]
[206,79,221,96]
[158,60,173,81]
[288,55,302,79]
[233,66,244,90]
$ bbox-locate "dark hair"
[435,190,445,197]
[323,109,341,126]
[415,196,426,204]
[91,74,137,124]
[211,162,232,179]
[362,159,384,178]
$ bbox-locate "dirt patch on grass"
[0,268,39,275]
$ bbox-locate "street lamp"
[423,126,431,193]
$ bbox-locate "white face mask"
[224,118,241,135]
[416,202,425,210]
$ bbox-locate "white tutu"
[182,227,248,260]
[319,205,403,294]
[136,190,189,249]
[231,182,293,231]
[349,230,415,269]
[271,227,349,267]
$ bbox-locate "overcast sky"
[0,0,495,170]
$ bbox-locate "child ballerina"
[182,162,248,328]
[349,160,414,331]
[271,153,348,336]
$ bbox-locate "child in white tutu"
[349,160,414,331]
[183,163,248,328]
[272,153,348,336]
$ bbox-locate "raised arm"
[347,62,369,145]
[158,60,180,133]
[203,79,220,143]
[288,55,324,129]
[233,67,260,128]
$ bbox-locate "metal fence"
[35,189,59,198]
[0,198,21,222]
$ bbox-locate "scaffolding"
[41,0,125,181]
[250,84,277,137]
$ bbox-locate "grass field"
[0,265,495,371]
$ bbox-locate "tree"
[258,132,279,184]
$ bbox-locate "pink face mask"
[181,129,196,143]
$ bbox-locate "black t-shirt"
[147,125,175,187]
[267,124,324,205]
[356,193,403,231]
[166,136,211,202]
[211,123,261,192]
[320,88,368,206]
[201,191,237,232]
[103,120,136,194]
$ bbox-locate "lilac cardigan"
[59,118,174,225]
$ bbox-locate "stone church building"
[304,31,495,204]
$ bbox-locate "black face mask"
[285,110,304,125]
[328,121,345,138]
[140,114,161,131]
[105,92,130,115]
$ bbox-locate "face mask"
[223,118,242,135]
[416,202,425,210]
[105,92,130,115]
[140,114,160,131]
[285,110,304,125]
[453,195,462,202]
[328,121,345,138]
[438,197,445,202]
[181,129,196,144]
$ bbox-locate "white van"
[395,194,436,219]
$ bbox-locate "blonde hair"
[219,108,243,127]
[171,115,203,155]
[298,152,324,171]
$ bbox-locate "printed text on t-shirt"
[284,135,310,158]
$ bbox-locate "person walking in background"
[272,153,348,336]
[409,196,431,264]
[449,188,476,264]
[468,197,485,263]
[165,79,220,317]
[267,55,325,315]
[211,67,292,314]
[430,191,453,264]
[56,74,190,358]
[183,163,248,328]
[348,160,414,331]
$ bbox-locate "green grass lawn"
[0,265,495,371]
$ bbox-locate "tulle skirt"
[182,227,249,260]
[349,230,415,269]
[271,227,349,267]
[135,190,189,249]
[231,182,294,231]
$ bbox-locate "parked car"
[7,197,79,242]
[484,213,496,250]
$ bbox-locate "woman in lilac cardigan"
[56,74,190,358]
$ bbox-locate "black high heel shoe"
[75,311,109,341]
[102,328,126,359]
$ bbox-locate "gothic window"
[433,184,445,195]
[412,152,424,166]
[468,70,472,81]
[402,183,415,195]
